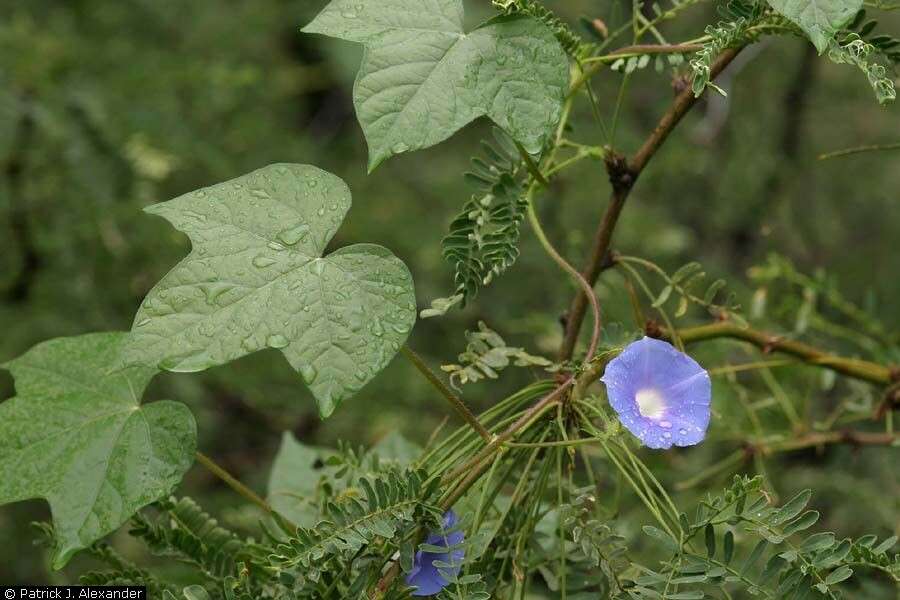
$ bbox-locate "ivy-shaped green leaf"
[124,164,416,417]
[0,333,196,568]
[303,0,569,170]
[766,0,862,52]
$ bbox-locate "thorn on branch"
[603,151,634,194]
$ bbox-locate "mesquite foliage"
[1,0,898,598]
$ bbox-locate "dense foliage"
[1,0,898,598]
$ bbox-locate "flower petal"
[602,337,711,449]
[405,510,466,596]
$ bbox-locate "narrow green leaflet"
[303,0,568,170]
[124,164,417,417]
[0,333,196,568]
[766,0,862,52]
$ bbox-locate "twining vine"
[0,0,898,599]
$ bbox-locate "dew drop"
[392,142,410,154]
[266,334,289,349]
[369,319,384,337]
[678,428,688,436]
[159,351,209,373]
[136,318,151,328]
[299,364,317,383]
[278,224,310,245]
[204,282,233,306]
[253,255,277,268]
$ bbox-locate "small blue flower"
[601,336,711,449]
[405,510,465,597]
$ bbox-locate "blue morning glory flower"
[600,336,711,450]
[405,510,465,596]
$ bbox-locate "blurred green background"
[1,0,897,588]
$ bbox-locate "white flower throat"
[635,388,666,419]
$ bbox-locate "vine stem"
[194,451,289,523]
[526,190,601,364]
[559,46,745,361]
[505,436,610,448]
[817,141,900,160]
[671,322,896,385]
[441,378,574,485]
[369,380,574,598]
[400,345,492,442]
[567,323,896,395]
[757,430,900,453]
[582,43,704,65]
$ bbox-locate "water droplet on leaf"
[266,334,289,349]
[278,224,310,245]
[299,364,317,383]
[253,255,277,268]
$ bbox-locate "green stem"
[505,436,611,448]
[194,451,294,529]
[674,322,896,385]
[401,345,491,441]
[526,191,602,363]
[516,142,549,186]
[818,142,900,160]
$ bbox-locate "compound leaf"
[0,332,196,568]
[303,0,568,170]
[124,164,416,417]
[766,0,862,52]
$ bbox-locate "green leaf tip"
[0,332,197,568]
[303,0,569,170]
[124,164,417,418]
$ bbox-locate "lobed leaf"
[303,0,569,170]
[124,164,417,417]
[766,0,863,52]
[0,333,196,568]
